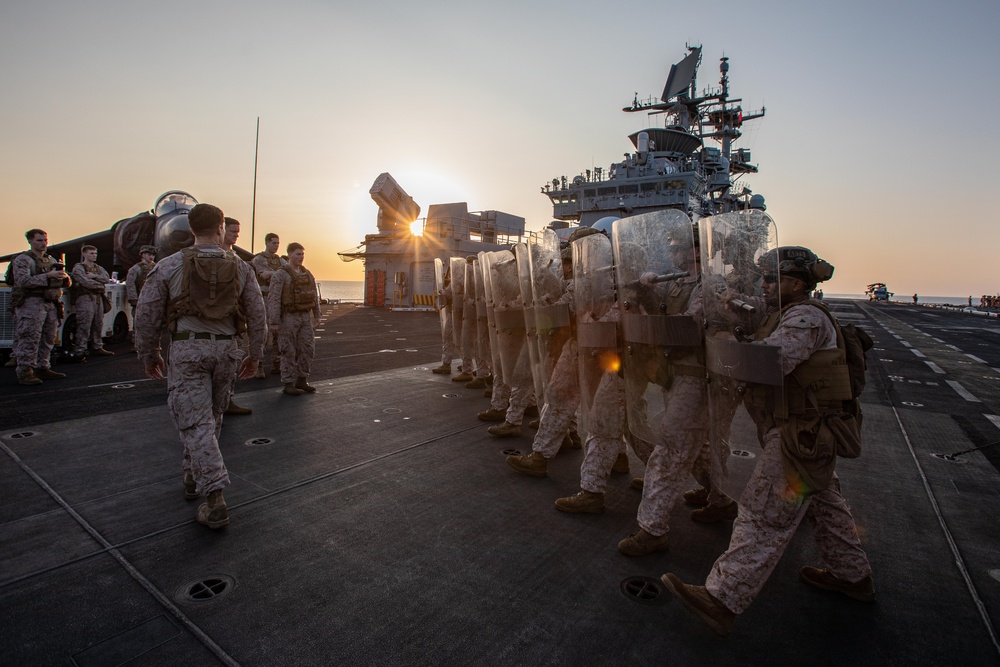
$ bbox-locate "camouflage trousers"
[533,341,580,458]
[705,431,872,614]
[278,311,315,384]
[637,376,712,536]
[441,313,456,365]
[490,378,511,412]
[504,385,535,426]
[167,339,243,494]
[73,293,105,354]
[14,297,57,374]
[580,372,626,494]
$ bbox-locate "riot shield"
[434,258,448,336]
[530,229,573,408]
[473,258,491,375]
[480,251,504,382]
[449,257,466,349]
[613,209,701,460]
[491,248,531,387]
[516,242,544,401]
[700,210,781,482]
[461,260,478,367]
[573,232,619,438]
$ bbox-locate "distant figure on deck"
[912,293,918,305]
[267,242,320,396]
[126,245,158,348]
[10,229,69,385]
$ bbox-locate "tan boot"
[488,421,521,437]
[629,476,644,491]
[17,368,42,386]
[660,573,735,637]
[618,528,669,556]
[3,357,16,368]
[35,367,66,379]
[254,365,266,379]
[431,364,452,375]
[224,401,253,415]
[799,567,876,602]
[612,452,630,474]
[465,377,486,389]
[295,377,317,393]
[196,490,230,529]
[477,408,507,422]
[691,502,738,523]
[183,472,199,500]
[555,490,605,514]
[452,372,474,382]
[683,486,710,507]
[505,451,548,478]
[283,383,304,396]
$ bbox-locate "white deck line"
[910,348,926,358]
[925,361,946,374]
[947,380,982,402]
[965,354,987,364]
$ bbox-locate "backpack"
[839,321,873,401]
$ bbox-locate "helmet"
[568,226,604,244]
[758,246,834,287]
[140,245,157,255]
[591,216,620,236]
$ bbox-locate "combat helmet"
[757,246,834,288]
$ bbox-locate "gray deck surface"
[2,300,999,665]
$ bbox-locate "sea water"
[317,280,365,303]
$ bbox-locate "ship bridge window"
[584,189,596,197]
[641,182,658,192]
[620,184,638,194]
[598,187,616,196]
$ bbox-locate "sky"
[1,0,998,296]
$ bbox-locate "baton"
[625,270,689,288]
[729,298,756,314]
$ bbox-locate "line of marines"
[431,208,873,636]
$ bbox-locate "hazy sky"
[1,0,997,296]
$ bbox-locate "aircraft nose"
[168,229,194,250]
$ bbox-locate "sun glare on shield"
[410,219,425,236]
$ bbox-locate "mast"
[251,116,259,254]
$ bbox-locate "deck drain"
[178,575,234,603]
[7,431,37,439]
[620,576,667,606]
[931,453,969,464]
[348,397,370,402]
[501,449,522,456]
[111,383,135,389]
[901,402,924,407]
[442,393,459,398]
[383,408,402,414]
[731,450,756,459]
[245,437,275,447]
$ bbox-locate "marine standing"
[70,245,114,359]
[134,203,267,529]
[10,229,69,385]
[267,242,321,396]
[125,245,158,347]
[220,217,253,415]
[661,246,873,636]
[251,232,288,378]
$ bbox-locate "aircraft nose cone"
[168,229,194,250]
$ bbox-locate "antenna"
[251,116,259,254]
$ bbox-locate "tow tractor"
[865,282,893,302]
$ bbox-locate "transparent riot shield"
[461,260,478,368]
[449,257,466,349]
[530,229,573,408]
[516,242,544,401]
[491,248,531,388]
[574,232,619,438]
[480,251,505,383]
[700,210,781,483]
[473,258,491,376]
[613,209,700,462]
[434,258,448,337]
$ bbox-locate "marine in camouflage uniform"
[250,232,288,377]
[266,242,321,396]
[70,245,113,357]
[10,229,69,385]
[126,245,157,347]
[135,203,266,530]
[662,247,873,637]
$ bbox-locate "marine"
[125,244,157,348]
[220,217,253,415]
[251,232,288,378]
[267,242,321,396]
[134,203,267,529]
[70,244,114,359]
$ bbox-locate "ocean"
[317,280,365,303]
[827,294,976,306]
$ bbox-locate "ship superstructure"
[543,46,766,226]
[338,172,526,308]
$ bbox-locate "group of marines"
[431,208,874,636]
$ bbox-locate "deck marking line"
[946,380,982,402]
[965,354,987,364]
[947,344,962,351]
[910,349,926,358]
[925,361,946,374]
[986,415,1000,432]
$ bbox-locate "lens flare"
[598,350,621,373]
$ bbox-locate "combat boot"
[271,361,281,376]
[559,431,582,452]
[505,451,548,478]
[477,407,507,422]
[254,365,266,379]
[488,421,521,437]
[4,357,17,367]
[528,419,540,429]
[224,401,253,415]
[660,573,735,637]
[196,489,229,529]
[629,476,644,491]
[90,348,115,356]
[431,363,452,375]
[452,372,473,382]
[612,452,630,474]
[798,567,876,602]
[618,528,669,556]
[183,472,199,500]
[483,387,492,398]
[683,486,710,507]
[465,377,486,389]
[691,502,738,523]
[283,383,305,396]
[17,368,42,386]
[555,490,604,514]
[34,367,66,379]
[295,377,317,393]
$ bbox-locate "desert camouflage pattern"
[11,252,60,374]
[530,338,579,459]
[267,268,319,384]
[73,294,105,354]
[578,371,627,494]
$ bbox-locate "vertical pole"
[251,116,259,254]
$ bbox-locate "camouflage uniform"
[578,306,626,494]
[267,267,320,385]
[705,304,871,614]
[134,243,266,495]
[11,252,61,376]
[530,281,578,458]
[71,262,110,354]
[440,284,457,367]
[251,252,287,362]
[126,259,155,344]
